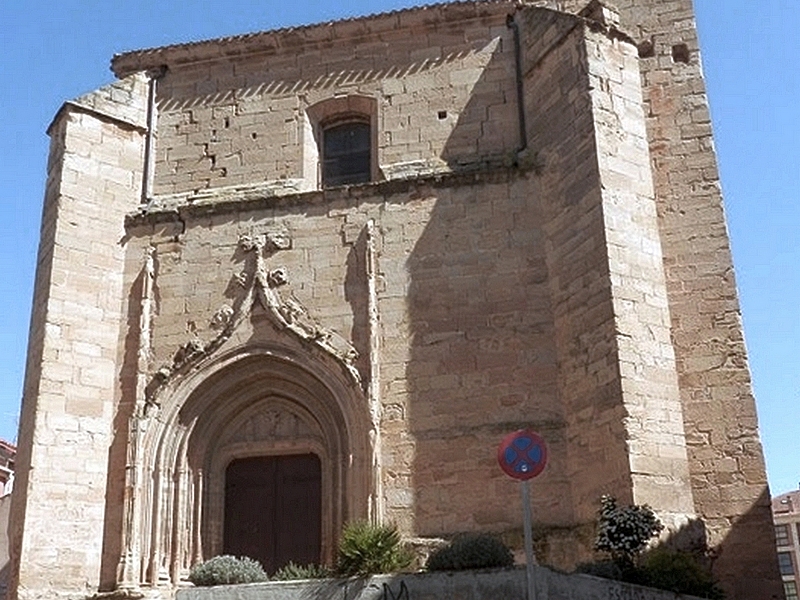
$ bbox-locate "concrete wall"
[177,567,705,600]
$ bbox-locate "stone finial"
[210,305,234,330]
[238,234,264,253]
[268,267,289,288]
[266,229,291,251]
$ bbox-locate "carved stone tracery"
[144,232,361,406]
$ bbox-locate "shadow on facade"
[91,20,781,597]
[706,487,782,599]
[99,264,146,590]
[402,41,573,554]
[401,24,782,600]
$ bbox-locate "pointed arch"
[132,343,371,585]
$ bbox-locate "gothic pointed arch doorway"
[124,346,371,586]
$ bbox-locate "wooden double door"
[223,454,322,574]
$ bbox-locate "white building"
[772,489,800,599]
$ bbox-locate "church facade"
[9,1,781,599]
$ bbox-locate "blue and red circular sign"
[497,430,548,480]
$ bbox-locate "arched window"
[305,95,377,190]
[322,120,371,187]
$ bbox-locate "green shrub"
[426,534,514,572]
[595,495,663,571]
[576,545,725,598]
[336,521,413,577]
[188,555,268,586]
[640,548,725,599]
[272,561,332,581]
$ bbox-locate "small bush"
[336,521,413,577]
[641,548,725,599]
[595,495,663,571]
[272,561,332,581]
[426,534,514,572]
[188,555,267,586]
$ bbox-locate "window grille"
[785,581,798,600]
[322,121,371,187]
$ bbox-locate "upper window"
[322,121,371,187]
[779,551,795,576]
[777,524,792,547]
[786,581,799,600]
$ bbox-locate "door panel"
[224,454,321,573]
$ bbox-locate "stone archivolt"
[120,343,370,588]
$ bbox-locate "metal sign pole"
[497,430,546,600]
[521,479,537,600]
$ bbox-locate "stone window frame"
[304,95,379,189]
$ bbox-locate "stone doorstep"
[176,566,704,600]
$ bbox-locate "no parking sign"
[497,429,547,600]
[497,430,547,480]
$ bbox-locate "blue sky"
[1,1,797,495]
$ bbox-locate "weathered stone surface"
[10,2,780,600]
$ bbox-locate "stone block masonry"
[9,74,148,596]
[556,1,782,596]
[146,3,521,196]
[9,2,781,600]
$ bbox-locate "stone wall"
[115,7,692,581]
[0,493,11,599]
[176,567,706,600]
[554,1,781,596]
[518,7,695,529]
[10,76,148,597]
[124,168,576,569]
[140,3,521,196]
